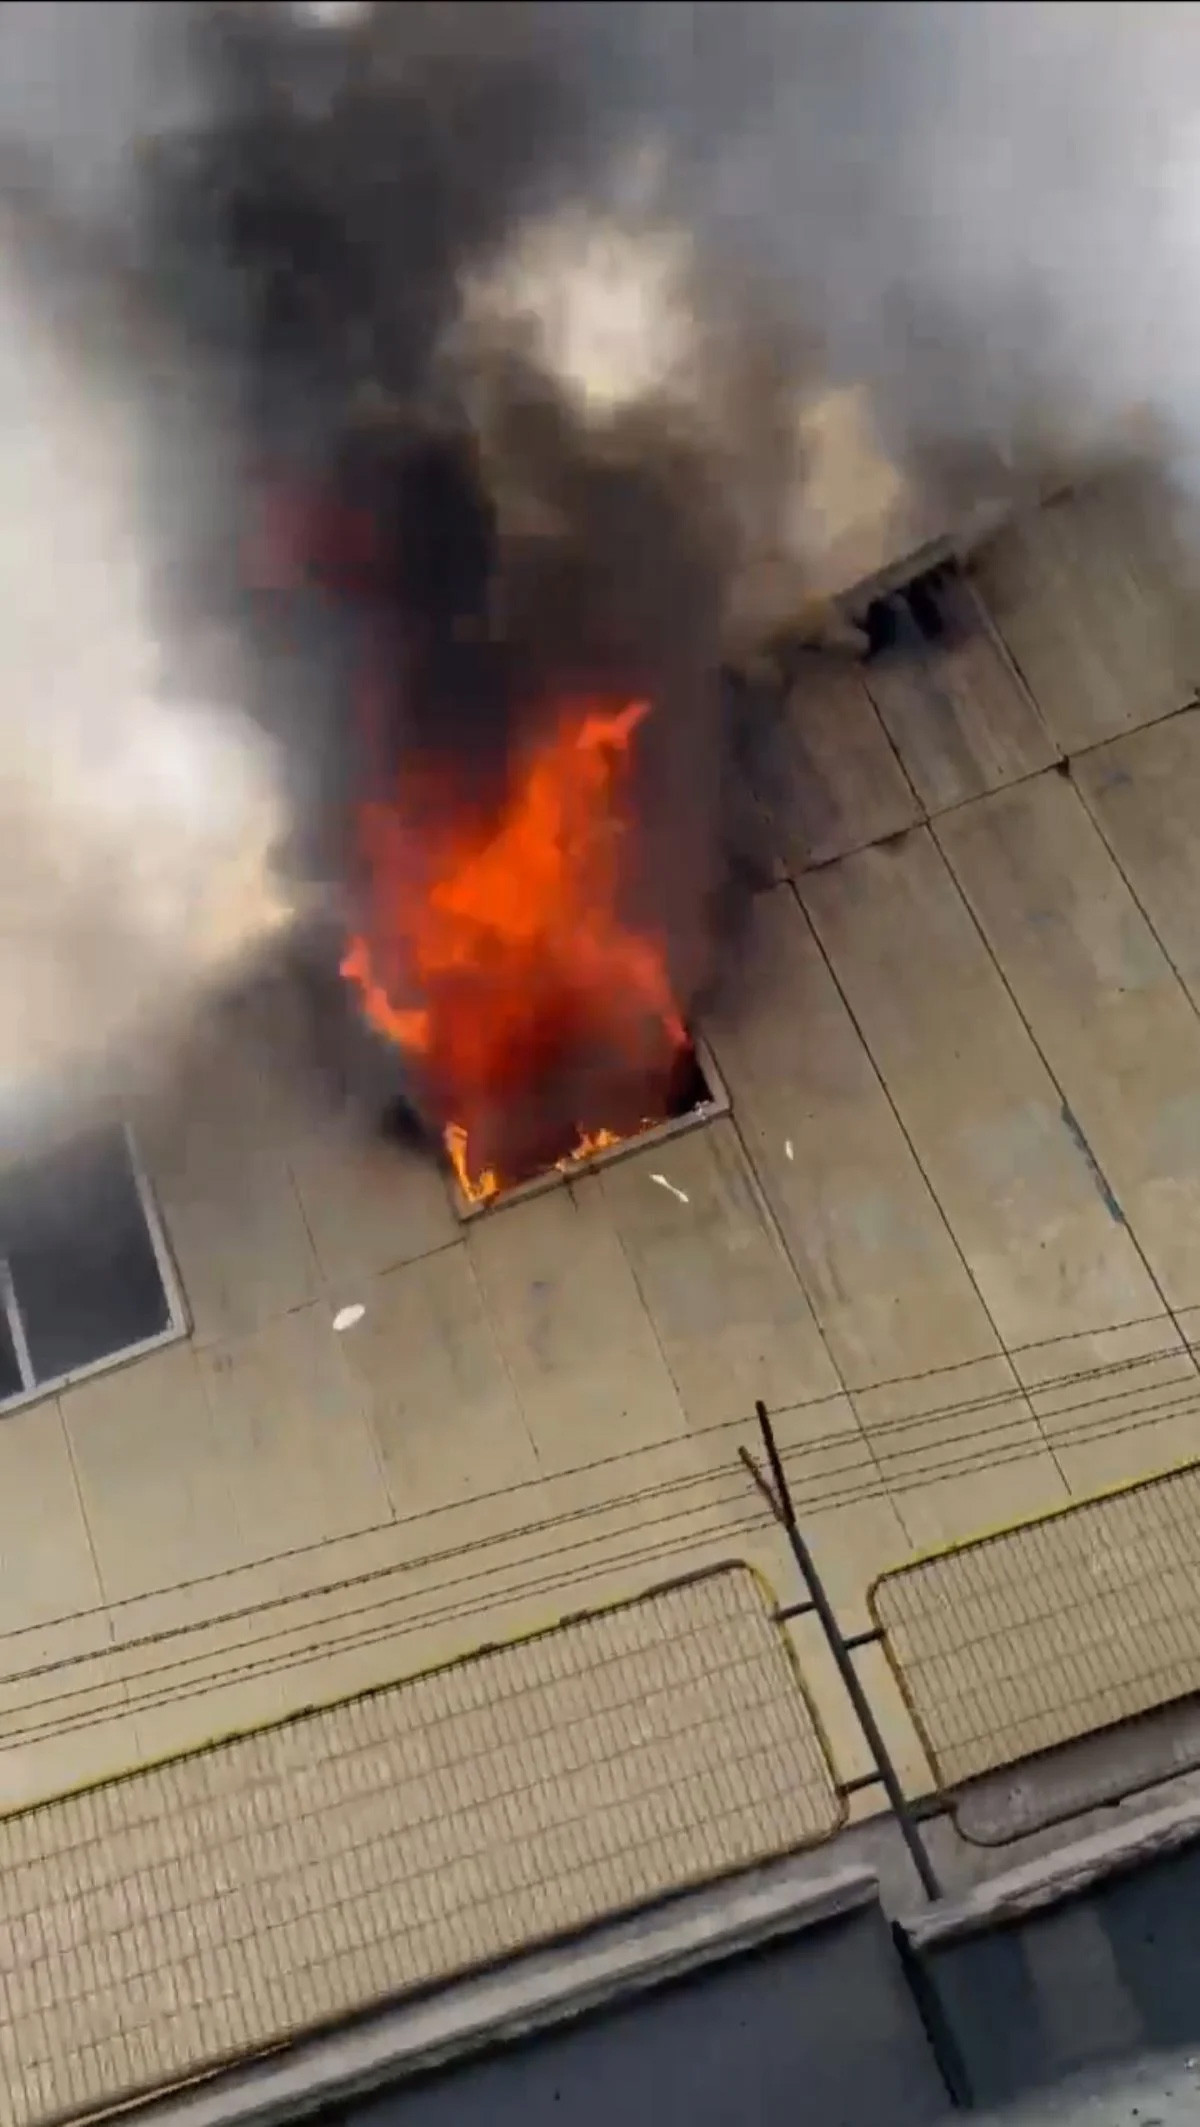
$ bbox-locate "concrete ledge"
[121,1863,880,2127]
[902,1792,1200,1951]
[896,1794,1200,2108]
[953,1696,1200,1846]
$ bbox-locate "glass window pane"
[0,1130,170,1389]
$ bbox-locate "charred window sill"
[446,1035,730,1222]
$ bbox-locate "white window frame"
[0,1123,189,1418]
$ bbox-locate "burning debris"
[649,1172,690,1205]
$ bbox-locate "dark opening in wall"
[862,562,971,660]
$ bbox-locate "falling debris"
[332,1303,366,1332]
[650,1172,689,1204]
[785,1139,795,1161]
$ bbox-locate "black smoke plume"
[1,2,1198,1144]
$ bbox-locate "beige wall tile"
[14,1572,302,1771]
[769,1388,867,1452]
[288,1121,458,1292]
[870,1464,1200,1783]
[196,1304,396,1552]
[972,475,1200,750]
[266,1439,760,1738]
[754,660,920,873]
[0,1403,103,1631]
[339,1245,541,1513]
[128,1655,294,1768]
[1015,1313,1200,1498]
[0,1494,137,1812]
[1073,708,1200,1007]
[802,830,1159,1349]
[843,1638,936,1797]
[890,1452,1070,1556]
[61,1343,247,1599]
[1055,1411,1200,1497]
[854,1354,1047,1511]
[863,570,1057,812]
[537,1424,756,1598]
[467,1184,687,1471]
[727,1518,918,1792]
[595,1118,840,1425]
[0,1601,116,1693]
[938,773,1200,1310]
[107,1518,477,1751]
[1012,1315,1197,1449]
[154,1144,319,1346]
[0,1710,142,1815]
[709,885,1000,1389]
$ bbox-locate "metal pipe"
[748,1398,942,1902]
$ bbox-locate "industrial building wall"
[113,1819,1200,2127]
[329,1901,950,2127]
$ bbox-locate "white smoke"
[0,147,290,1138]
[663,3,1200,479]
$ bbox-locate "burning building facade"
[0,0,1196,1166]
[8,13,1200,2120]
[139,8,717,1204]
[141,0,965,1212]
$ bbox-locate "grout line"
[1062,736,1200,1385]
[925,801,1196,1488]
[781,879,1041,1499]
[852,654,927,817]
[1069,719,1200,1024]
[719,1100,856,1411]
[964,566,1060,751]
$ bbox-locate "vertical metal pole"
[752,1400,942,1901]
[0,1260,34,1394]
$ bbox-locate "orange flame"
[342,696,687,1201]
